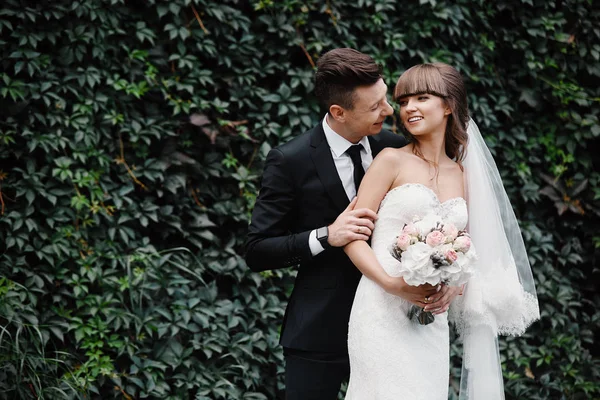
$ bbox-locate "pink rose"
[402,223,418,236]
[453,235,471,253]
[425,230,445,247]
[445,249,458,263]
[396,233,411,251]
[442,223,459,242]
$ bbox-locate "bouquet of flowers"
[391,213,477,325]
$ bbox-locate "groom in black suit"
[246,48,410,399]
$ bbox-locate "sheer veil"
[449,118,540,399]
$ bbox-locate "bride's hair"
[393,63,469,165]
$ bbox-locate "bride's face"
[398,93,451,137]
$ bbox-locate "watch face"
[317,227,327,240]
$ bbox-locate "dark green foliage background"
[1,0,599,399]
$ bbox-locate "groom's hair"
[315,48,382,111]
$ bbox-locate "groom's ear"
[329,104,346,122]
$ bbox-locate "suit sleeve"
[244,148,313,272]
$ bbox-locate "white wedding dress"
[346,183,468,400]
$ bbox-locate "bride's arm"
[344,149,438,303]
[343,149,397,289]
[344,149,398,291]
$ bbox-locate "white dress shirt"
[309,115,374,256]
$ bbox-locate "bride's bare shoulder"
[372,146,414,167]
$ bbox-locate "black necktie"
[346,144,365,193]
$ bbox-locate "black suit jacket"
[245,121,407,354]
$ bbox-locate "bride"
[343,63,540,399]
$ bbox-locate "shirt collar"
[322,114,372,158]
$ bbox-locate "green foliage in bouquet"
[0,0,598,399]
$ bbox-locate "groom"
[245,48,432,399]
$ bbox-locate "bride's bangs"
[394,64,448,101]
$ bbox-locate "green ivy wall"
[0,0,598,399]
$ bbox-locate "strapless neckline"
[380,183,466,209]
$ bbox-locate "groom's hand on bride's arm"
[423,284,462,315]
[328,197,378,247]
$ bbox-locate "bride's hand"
[423,284,462,314]
[383,276,439,306]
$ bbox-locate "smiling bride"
[343,63,539,400]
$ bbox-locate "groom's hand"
[383,276,439,306]
[328,197,378,247]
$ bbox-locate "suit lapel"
[310,123,350,211]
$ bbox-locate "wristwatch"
[316,226,331,249]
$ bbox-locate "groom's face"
[344,78,393,138]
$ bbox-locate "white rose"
[446,249,477,285]
[414,214,442,237]
[399,242,442,286]
[440,262,465,285]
